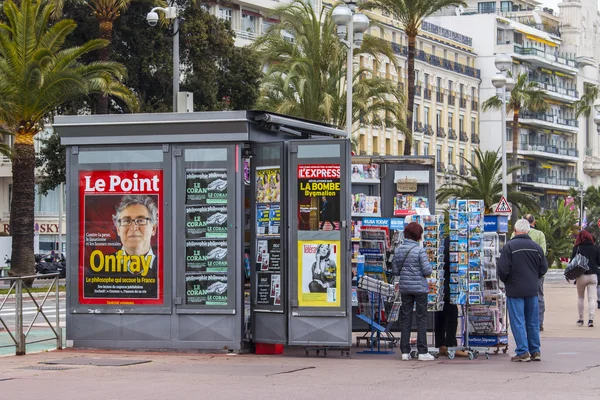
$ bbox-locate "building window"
[459,150,465,167]
[478,2,496,13]
[414,105,420,123]
[471,153,476,167]
[448,146,454,165]
[373,136,379,153]
[437,145,442,164]
[262,20,276,34]
[392,32,397,43]
[436,110,442,130]
[415,70,420,85]
[500,1,513,12]
[219,7,232,22]
[424,142,430,156]
[386,138,391,155]
[448,112,453,129]
[448,80,453,94]
[424,73,429,89]
[459,115,464,132]
[471,117,476,134]
[242,13,256,33]
[413,141,420,155]
[398,140,404,153]
[424,107,430,124]
[459,84,464,98]
[506,127,513,141]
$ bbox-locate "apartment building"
[430,0,590,209]
[207,0,482,189]
[0,130,66,252]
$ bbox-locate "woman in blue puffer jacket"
[392,222,433,361]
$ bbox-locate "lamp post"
[147,3,180,112]
[578,183,585,229]
[332,2,369,138]
[491,54,514,201]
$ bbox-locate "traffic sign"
[494,195,512,214]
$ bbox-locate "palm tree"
[436,149,539,214]
[573,83,599,119]
[482,72,548,183]
[535,200,578,268]
[362,0,466,155]
[0,0,138,278]
[254,1,409,139]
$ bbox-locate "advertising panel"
[297,240,341,307]
[79,170,163,305]
[297,164,341,231]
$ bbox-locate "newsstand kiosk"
[54,111,352,351]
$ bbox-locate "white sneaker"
[418,353,435,361]
[401,353,410,361]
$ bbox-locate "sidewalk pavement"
[0,282,598,400]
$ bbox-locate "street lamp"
[491,54,514,201]
[332,2,370,138]
[578,184,585,229]
[147,2,180,112]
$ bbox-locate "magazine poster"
[257,203,281,235]
[256,167,281,203]
[298,164,341,231]
[351,164,380,182]
[297,240,341,307]
[79,170,163,305]
[185,169,227,205]
[185,205,228,238]
[185,273,228,306]
[185,239,227,272]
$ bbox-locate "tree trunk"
[512,107,519,184]
[96,20,114,114]
[9,131,36,279]
[404,33,416,156]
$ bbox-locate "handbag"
[564,248,590,281]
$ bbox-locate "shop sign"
[79,170,163,306]
[1,222,65,235]
[395,178,418,193]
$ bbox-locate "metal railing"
[513,45,577,68]
[0,273,62,355]
[437,127,446,138]
[448,95,456,106]
[415,85,422,97]
[471,133,480,144]
[528,77,578,98]
[459,98,467,108]
[519,111,578,128]
[519,142,579,157]
[424,88,432,100]
[233,29,260,41]
[471,100,478,111]
[436,92,444,102]
[520,172,578,187]
[424,124,434,136]
[459,131,469,142]
[448,128,457,140]
[420,21,473,46]
[437,162,446,173]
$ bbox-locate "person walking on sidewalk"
[393,222,434,361]
[499,219,548,362]
[571,230,600,327]
[513,215,547,330]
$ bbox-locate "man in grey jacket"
[393,222,433,361]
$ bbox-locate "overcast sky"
[539,0,600,12]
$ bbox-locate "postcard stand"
[444,198,490,360]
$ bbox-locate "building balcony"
[436,92,444,102]
[519,172,578,191]
[471,133,480,144]
[415,85,422,97]
[424,124,434,136]
[460,164,469,176]
[471,100,478,111]
[389,42,481,79]
[424,88,432,100]
[529,78,579,103]
[513,45,578,75]
[509,142,579,162]
[436,127,446,138]
[518,111,579,133]
[413,121,424,132]
[584,155,600,177]
[0,156,11,178]
[448,128,457,140]
[459,98,467,108]
[437,162,446,173]
[448,95,456,106]
[459,131,469,142]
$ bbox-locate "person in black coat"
[435,236,467,357]
[571,230,600,327]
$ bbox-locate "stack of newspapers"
[358,275,395,297]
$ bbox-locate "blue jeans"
[507,296,541,356]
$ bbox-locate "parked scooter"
[35,253,66,279]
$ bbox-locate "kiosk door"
[287,140,352,346]
[250,143,287,344]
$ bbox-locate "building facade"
[431,0,591,209]
[206,0,482,189]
